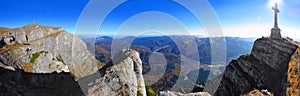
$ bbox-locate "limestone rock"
[241,89,273,96]
[80,49,146,96]
[158,91,211,96]
[0,24,102,78]
[0,24,147,95]
[208,37,299,96]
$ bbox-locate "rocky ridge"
[158,91,210,96]
[79,49,147,96]
[205,37,299,96]
[0,24,102,78]
[0,24,147,96]
[0,48,147,96]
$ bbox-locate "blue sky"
[0,0,299,38]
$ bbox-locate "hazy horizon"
[1,23,299,41]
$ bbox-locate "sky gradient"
[0,0,299,38]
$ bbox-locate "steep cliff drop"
[286,43,300,96]
[0,24,146,96]
[205,37,299,96]
[80,49,146,96]
[0,24,102,78]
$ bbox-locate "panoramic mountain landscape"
[81,35,254,92]
[0,23,299,95]
[1,0,300,96]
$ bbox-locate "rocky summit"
[0,24,102,79]
[205,37,300,96]
[79,49,146,96]
[0,24,147,96]
[0,48,147,96]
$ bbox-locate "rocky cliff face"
[241,89,273,96]
[158,91,211,96]
[287,46,300,96]
[0,49,147,96]
[0,24,102,78]
[206,37,299,96]
[0,24,147,96]
[78,49,146,96]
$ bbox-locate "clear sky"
[0,0,299,38]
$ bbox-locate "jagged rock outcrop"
[0,24,103,78]
[79,49,146,96]
[0,24,147,95]
[0,48,147,96]
[241,89,273,96]
[287,46,300,95]
[158,91,211,96]
[208,37,299,96]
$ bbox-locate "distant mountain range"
[82,35,255,92]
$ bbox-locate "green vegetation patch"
[55,55,66,65]
[29,50,49,63]
[30,52,40,63]
[22,43,30,45]
[137,91,143,96]
[145,82,159,96]
[40,50,49,56]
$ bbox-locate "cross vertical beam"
[273,3,280,29]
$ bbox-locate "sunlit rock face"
[208,37,299,96]
[241,89,274,96]
[0,24,148,95]
[0,24,102,79]
[286,45,300,96]
[78,49,146,96]
[158,90,211,96]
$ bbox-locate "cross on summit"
[270,3,282,39]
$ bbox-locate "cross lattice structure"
[270,3,282,39]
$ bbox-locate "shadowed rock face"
[0,67,83,96]
[210,38,298,96]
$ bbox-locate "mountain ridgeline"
[0,24,146,96]
[1,24,298,96]
[82,36,254,92]
[0,24,101,78]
